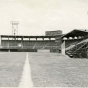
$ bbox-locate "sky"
[0,0,88,35]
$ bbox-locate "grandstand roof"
[1,35,61,38]
[61,29,88,38]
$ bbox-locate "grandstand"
[61,29,88,58]
[0,30,62,52]
[1,29,88,58]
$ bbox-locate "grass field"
[29,52,88,87]
[0,52,26,87]
[0,52,88,87]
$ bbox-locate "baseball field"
[0,52,88,87]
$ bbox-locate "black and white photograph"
[0,0,88,87]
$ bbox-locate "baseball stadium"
[0,0,88,87]
[0,29,88,58]
[0,29,88,87]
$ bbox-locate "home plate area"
[0,52,88,87]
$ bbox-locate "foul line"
[19,53,33,88]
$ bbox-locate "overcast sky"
[0,0,88,35]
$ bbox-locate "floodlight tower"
[11,21,19,35]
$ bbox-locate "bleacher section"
[65,38,88,58]
[1,40,60,51]
[65,39,82,50]
[61,29,88,58]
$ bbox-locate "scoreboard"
[45,30,62,36]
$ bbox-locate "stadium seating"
[65,38,88,58]
[1,40,60,50]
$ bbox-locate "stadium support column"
[36,38,37,41]
[21,37,23,49]
[29,38,30,41]
[8,37,9,48]
[0,36,1,46]
[61,40,65,55]
[87,42,88,58]
[42,38,44,41]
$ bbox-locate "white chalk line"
[19,53,33,88]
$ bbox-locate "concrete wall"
[61,40,65,55]
[37,49,50,52]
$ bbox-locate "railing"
[0,45,59,49]
[0,46,33,49]
[66,38,88,51]
[66,41,88,58]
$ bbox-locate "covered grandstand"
[61,29,88,58]
[1,29,88,58]
[0,32,62,52]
